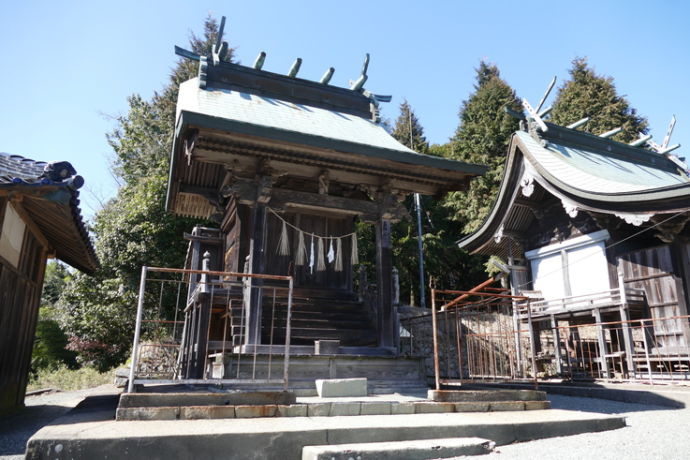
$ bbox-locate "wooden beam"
[276,188,408,222]
[271,188,377,216]
[222,180,408,222]
[192,131,466,189]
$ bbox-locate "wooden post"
[526,300,538,387]
[190,252,213,378]
[431,288,441,390]
[245,204,267,346]
[508,260,525,376]
[618,275,635,377]
[619,306,635,378]
[593,308,610,379]
[375,217,395,349]
[550,315,563,375]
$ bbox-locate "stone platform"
[26,397,626,460]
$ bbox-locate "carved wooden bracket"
[184,129,199,166]
[318,170,330,195]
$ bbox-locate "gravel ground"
[455,394,690,460]
[0,385,119,460]
[2,387,688,459]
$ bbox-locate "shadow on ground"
[462,382,687,412]
[0,395,119,457]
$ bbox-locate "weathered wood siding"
[221,198,241,276]
[0,198,47,413]
[618,244,690,350]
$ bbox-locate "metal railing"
[127,266,293,392]
[516,287,646,317]
[427,288,538,390]
[537,316,690,382]
[417,285,690,385]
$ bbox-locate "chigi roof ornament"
[173,16,392,123]
[521,76,557,134]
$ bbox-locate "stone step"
[302,437,495,459]
[429,389,548,402]
[224,355,427,384]
[119,391,296,408]
[266,329,378,346]
[116,399,552,421]
[260,316,372,329]
[265,301,370,313]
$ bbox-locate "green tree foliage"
[551,58,648,143]
[31,262,77,373]
[42,261,71,307]
[55,17,232,371]
[445,62,521,234]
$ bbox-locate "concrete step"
[429,389,548,402]
[27,405,627,460]
[302,437,495,459]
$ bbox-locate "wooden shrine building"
[166,29,485,365]
[0,153,98,413]
[459,110,690,380]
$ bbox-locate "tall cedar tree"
[551,58,648,143]
[392,100,429,153]
[56,17,233,371]
[446,62,522,234]
[389,101,486,304]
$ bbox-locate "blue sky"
[1,1,688,219]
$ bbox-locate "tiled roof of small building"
[0,152,47,183]
[0,152,98,273]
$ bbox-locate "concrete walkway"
[460,393,690,460]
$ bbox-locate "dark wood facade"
[0,197,49,413]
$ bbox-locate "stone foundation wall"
[398,306,464,382]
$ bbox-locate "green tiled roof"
[175,78,486,175]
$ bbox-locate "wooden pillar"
[245,204,267,346]
[619,305,635,378]
[189,252,213,378]
[508,260,526,376]
[593,308,610,378]
[191,293,212,378]
[550,315,563,375]
[375,217,395,349]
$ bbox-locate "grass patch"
[27,365,113,392]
